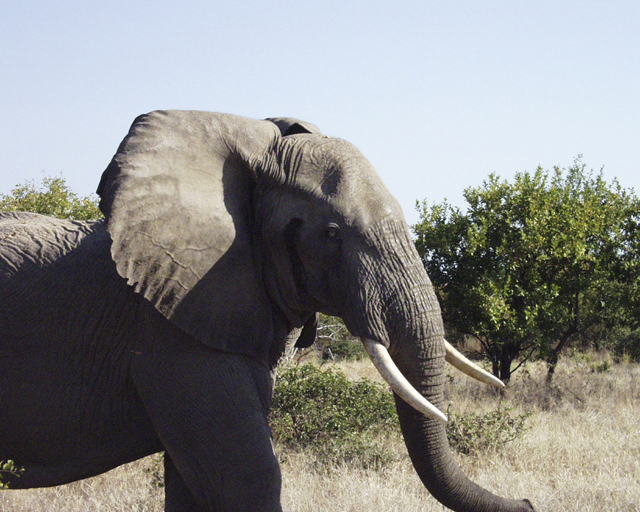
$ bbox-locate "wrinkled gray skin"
[0,111,534,512]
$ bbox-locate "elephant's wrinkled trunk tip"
[361,338,448,424]
[444,339,506,388]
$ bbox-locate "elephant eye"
[323,223,341,240]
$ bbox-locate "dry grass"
[0,458,164,511]
[1,355,639,511]
[281,354,640,512]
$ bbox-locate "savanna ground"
[1,353,638,512]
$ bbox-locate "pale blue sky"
[1,1,638,225]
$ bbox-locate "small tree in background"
[0,175,102,220]
[316,314,366,361]
[413,159,640,382]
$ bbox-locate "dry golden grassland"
[1,354,638,512]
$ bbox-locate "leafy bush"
[0,460,23,489]
[316,315,367,361]
[270,364,398,467]
[446,404,530,455]
[613,329,640,363]
[0,176,102,220]
[589,359,612,373]
[143,453,165,488]
[318,338,367,361]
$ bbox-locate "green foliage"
[0,175,102,220]
[613,329,640,363]
[413,158,640,380]
[270,364,398,467]
[446,405,530,456]
[0,460,24,489]
[314,315,367,362]
[324,339,367,361]
[143,453,165,488]
[590,360,611,373]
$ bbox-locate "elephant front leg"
[133,340,282,512]
[165,454,205,512]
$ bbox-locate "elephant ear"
[97,110,281,357]
[294,313,318,349]
[266,117,321,136]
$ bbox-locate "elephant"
[0,110,535,512]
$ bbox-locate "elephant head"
[97,110,534,512]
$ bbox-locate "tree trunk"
[546,326,577,384]
[499,349,515,383]
[545,350,559,384]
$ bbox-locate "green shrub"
[270,364,398,467]
[613,329,640,363]
[316,315,367,361]
[0,460,23,489]
[589,359,612,373]
[143,453,165,488]
[446,404,530,456]
[0,176,102,220]
[318,338,367,361]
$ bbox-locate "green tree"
[413,159,640,382]
[316,314,366,361]
[0,175,102,220]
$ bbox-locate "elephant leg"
[133,334,282,512]
[164,454,200,512]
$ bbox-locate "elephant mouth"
[361,337,505,423]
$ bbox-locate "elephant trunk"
[392,348,535,512]
[346,220,534,510]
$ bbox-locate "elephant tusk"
[361,338,448,424]
[444,340,505,388]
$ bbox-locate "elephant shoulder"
[0,213,138,342]
[0,212,106,280]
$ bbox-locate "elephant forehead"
[318,146,403,229]
[331,174,402,231]
[286,136,404,229]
